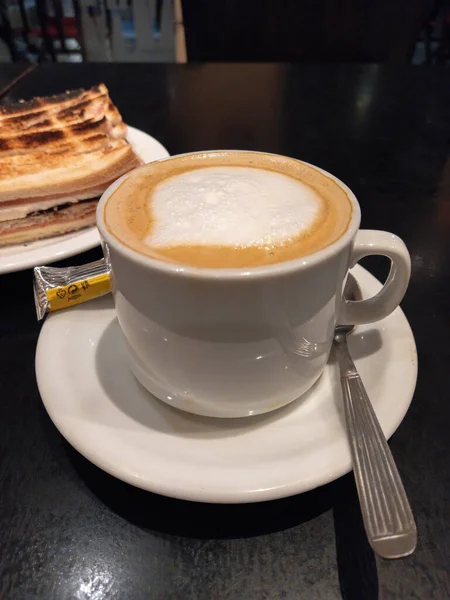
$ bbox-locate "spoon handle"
[335,339,417,559]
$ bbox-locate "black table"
[0,64,35,101]
[1,64,449,600]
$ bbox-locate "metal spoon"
[334,274,417,559]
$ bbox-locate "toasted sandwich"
[0,84,141,245]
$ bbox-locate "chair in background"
[0,0,84,61]
[0,0,20,60]
[2,0,185,63]
[34,0,83,60]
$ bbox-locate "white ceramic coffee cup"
[96,152,411,418]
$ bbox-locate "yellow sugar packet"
[34,258,111,321]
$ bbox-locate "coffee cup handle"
[339,230,411,325]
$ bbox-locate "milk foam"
[146,166,321,248]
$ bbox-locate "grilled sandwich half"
[0,84,141,246]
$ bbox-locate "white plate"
[0,126,169,274]
[35,265,417,504]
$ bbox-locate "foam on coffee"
[103,151,352,268]
[149,166,321,248]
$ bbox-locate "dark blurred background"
[0,0,450,65]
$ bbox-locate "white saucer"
[35,265,417,503]
[0,126,169,274]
